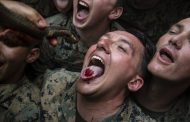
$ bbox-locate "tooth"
[92,56,104,64]
[79,1,88,7]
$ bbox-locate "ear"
[26,48,40,63]
[127,75,144,92]
[108,7,123,20]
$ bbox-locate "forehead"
[105,31,143,45]
[175,18,190,30]
[178,18,190,25]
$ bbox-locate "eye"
[168,30,176,34]
[168,26,179,34]
[118,45,127,53]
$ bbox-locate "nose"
[169,34,185,49]
[96,39,111,54]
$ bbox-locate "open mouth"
[80,55,105,81]
[159,48,174,63]
[76,1,90,20]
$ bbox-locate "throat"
[134,79,186,112]
[77,93,124,121]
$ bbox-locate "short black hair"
[125,27,155,81]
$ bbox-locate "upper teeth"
[91,55,104,64]
[79,1,88,7]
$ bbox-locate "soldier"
[39,0,125,71]
[0,0,48,28]
[132,18,190,121]
[1,0,125,71]
[0,27,42,121]
[41,30,155,121]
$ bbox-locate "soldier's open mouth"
[159,48,174,63]
[80,55,105,81]
[77,1,89,20]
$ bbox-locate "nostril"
[169,39,181,50]
[97,39,111,54]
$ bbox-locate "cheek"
[112,55,135,74]
[156,36,169,48]
[5,49,28,63]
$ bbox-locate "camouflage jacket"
[128,95,189,122]
[39,13,124,72]
[40,68,80,122]
[54,84,136,122]
[42,77,190,122]
[58,87,190,122]
[0,77,41,122]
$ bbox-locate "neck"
[77,91,126,122]
[76,21,111,49]
[135,77,189,112]
[0,68,25,84]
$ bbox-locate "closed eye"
[118,45,127,53]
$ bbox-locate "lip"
[157,46,176,65]
[81,52,108,83]
[75,0,90,22]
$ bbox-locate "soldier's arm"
[0,0,58,46]
[0,0,47,28]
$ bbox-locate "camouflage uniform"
[128,95,189,122]
[56,85,189,122]
[119,0,190,43]
[0,77,41,122]
[40,13,83,72]
[39,13,124,72]
[40,68,80,122]
[57,84,132,122]
[41,73,190,122]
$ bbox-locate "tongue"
[77,9,89,20]
[161,54,173,63]
[80,66,103,81]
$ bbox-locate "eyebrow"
[172,23,184,30]
[120,39,134,50]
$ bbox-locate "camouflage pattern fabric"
[58,87,189,122]
[39,13,84,72]
[40,68,79,122]
[44,83,132,122]
[128,95,189,122]
[0,77,41,122]
[119,0,190,43]
[41,75,190,122]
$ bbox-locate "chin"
[73,18,89,30]
[76,81,97,96]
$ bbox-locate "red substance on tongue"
[85,68,94,77]
[81,67,94,81]
[80,66,103,81]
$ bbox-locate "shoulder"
[0,78,40,121]
[46,13,71,26]
[43,68,80,84]
[41,68,79,102]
